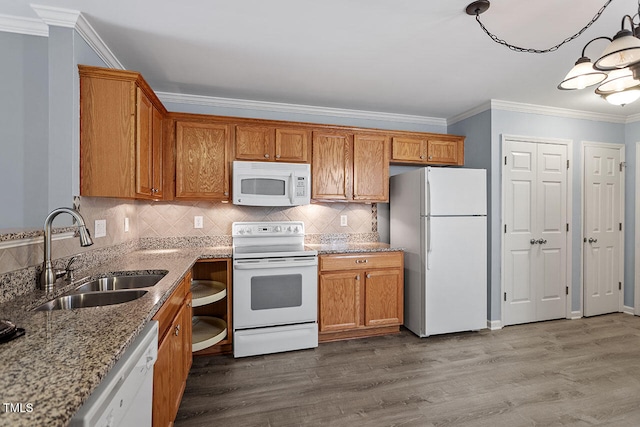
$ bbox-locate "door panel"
[503,140,567,326]
[583,146,621,316]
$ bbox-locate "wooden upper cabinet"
[79,65,167,199]
[175,121,230,200]
[135,88,163,199]
[353,134,389,202]
[234,125,274,161]
[391,135,464,166]
[426,137,463,165]
[312,131,353,200]
[234,125,310,163]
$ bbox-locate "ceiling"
[4,0,640,120]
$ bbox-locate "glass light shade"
[602,87,640,105]
[596,68,638,93]
[594,30,640,70]
[557,58,607,90]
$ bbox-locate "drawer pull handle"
[356,275,360,280]
[355,259,368,264]
[367,274,371,279]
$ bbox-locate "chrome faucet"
[40,207,94,292]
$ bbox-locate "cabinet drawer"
[320,252,403,271]
[153,271,191,340]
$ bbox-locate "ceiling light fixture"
[466,0,640,106]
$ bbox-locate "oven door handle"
[234,258,318,270]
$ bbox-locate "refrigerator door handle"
[427,216,432,270]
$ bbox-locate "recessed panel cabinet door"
[234,125,274,161]
[364,269,403,326]
[353,134,389,202]
[319,272,360,332]
[275,128,310,162]
[135,88,154,197]
[312,131,353,200]
[175,122,230,200]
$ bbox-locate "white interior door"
[583,145,623,317]
[503,140,568,326]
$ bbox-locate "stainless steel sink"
[73,272,166,293]
[35,290,148,311]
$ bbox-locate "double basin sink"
[35,272,168,311]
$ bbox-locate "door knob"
[530,239,537,245]
[588,237,598,243]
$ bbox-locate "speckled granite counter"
[0,246,231,427]
[308,241,402,254]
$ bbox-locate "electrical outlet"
[340,215,348,227]
[124,217,130,233]
[194,216,204,229]
[95,219,107,238]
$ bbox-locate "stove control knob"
[275,226,282,232]
[245,228,252,234]
[287,226,293,232]
[293,226,300,233]
[238,229,244,235]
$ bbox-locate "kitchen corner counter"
[307,242,403,254]
[0,246,231,427]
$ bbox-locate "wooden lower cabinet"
[153,273,192,427]
[318,251,404,342]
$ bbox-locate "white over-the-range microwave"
[232,161,311,207]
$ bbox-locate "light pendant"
[558,57,607,90]
[594,29,640,70]
[601,87,640,106]
[596,68,638,93]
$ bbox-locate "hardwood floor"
[175,314,640,426]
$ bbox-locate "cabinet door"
[391,136,426,162]
[153,330,173,427]
[182,293,193,381]
[319,271,361,332]
[80,74,136,198]
[427,138,463,165]
[364,269,403,327]
[176,122,230,200]
[234,125,274,161]
[353,134,389,202]
[312,131,353,200]
[136,87,154,198]
[275,128,310,163]
[151,106,164,198]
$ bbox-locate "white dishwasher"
[70,321,158,427]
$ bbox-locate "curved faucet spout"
[40,207,94,292]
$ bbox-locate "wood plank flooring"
[175,314,640,426]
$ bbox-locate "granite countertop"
[0,246,231,427]
[309,241,402,254]
[0,242,401,426]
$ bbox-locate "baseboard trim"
[487,319,502,330]
[569,311,582,320]
[623,306,635,315]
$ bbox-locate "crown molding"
[156,91,447,127]
[0,13,48,36]
[625,113,640,124]
[30,4,79,28]
[74,13,124,69]
[490,99,627,124]
[447,101,492,126]
[30,4,124,69]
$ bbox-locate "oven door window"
[241,178,286,196]
[251,274,302,310]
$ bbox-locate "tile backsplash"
[0,198,377,276]
[137,201,375,237]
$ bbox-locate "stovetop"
[232,221,317,259]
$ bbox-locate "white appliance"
[232,221,318,358]
[70,321,158,427]
[232,161,311,206]
[390,167,487,337]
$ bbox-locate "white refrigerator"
[390,167,487,337]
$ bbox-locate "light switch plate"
[124,217,130,233]
[340,215,348,227]
[95,219,107,238]
[194,216,203,229]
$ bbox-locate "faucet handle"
[65,256,78,281]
